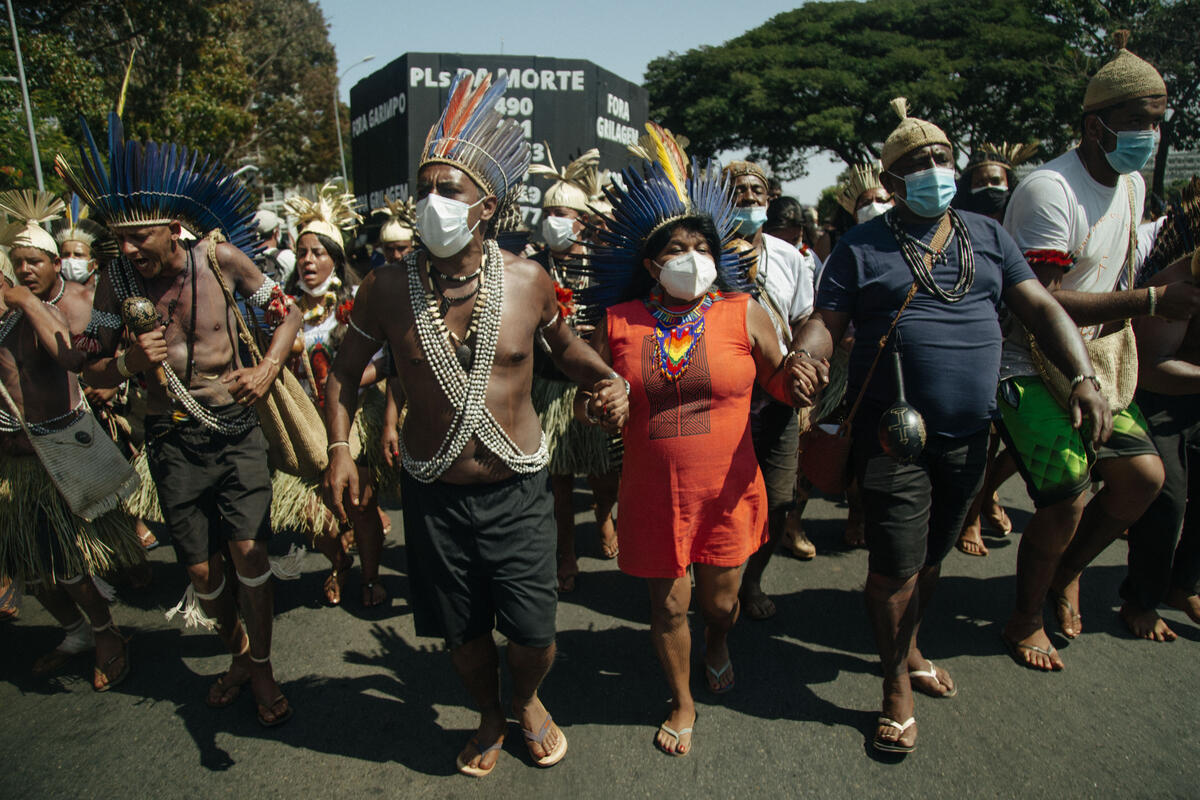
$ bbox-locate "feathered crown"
[54,112,259,260]
[285,181,362,250]
[420,71,530,207]
[529,147,600,212]
[372,195,417,243]
[575,124,755,323]
[52,194,118,261]
[1138,175,1200,286]
[0,190,64,255]
[836,162,884,214]
[627,123,690,203]
[0,248,13,285]
[973,141,1040,170]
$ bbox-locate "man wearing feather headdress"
[56,113,304,727]
[325,71,627,777]
[997,33,1200,666]
[374,196,417,265]
[0,190,142,692]
[719,159,816,622]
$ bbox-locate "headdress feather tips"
[372,195,417,243]
[628,123,689,204]
[285,181,362,248]
[836,163,884,214]
[529,146,601,211]
[420,71,530,207]
[53,112,260,260]
[0,190,65,254]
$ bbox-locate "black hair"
[285,231,357,298]
[764,196,805,233]
[636,215,723,298]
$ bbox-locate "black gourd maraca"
[877,350,926,464]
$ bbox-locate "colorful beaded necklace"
[645,286,720,382]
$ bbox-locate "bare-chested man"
[0,256,135,691]
[59,113,304,726]
[1121,254,1200,639]
[325,71,627,778]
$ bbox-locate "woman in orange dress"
[575,141,804,756]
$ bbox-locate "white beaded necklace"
[401,240,548,482]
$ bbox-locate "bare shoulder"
[61,281,93,309]
[501,248,552,291]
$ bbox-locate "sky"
[315,0,843,205]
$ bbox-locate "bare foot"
[361,580,387,608]
[322,554,352,605]
[457,711,506,775]
[875,676,916,751]
[1052,578,1082,639]
[739,584,775,621]
[512,695,566,766]
[1119,602,1177,642]
[1002,621,1065,671]
[983,492,1013,535]
[907,650,956,698]
[956,517,989,557]
[1166,589,1200,625]
[556,554,578,593]
[844,520,866,549]
[656,705,696,756]
[598,516,618,559]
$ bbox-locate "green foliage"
[1,0,342,194]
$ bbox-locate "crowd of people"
[1,34,1198,772]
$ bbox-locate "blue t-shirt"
[815,210,1035,438]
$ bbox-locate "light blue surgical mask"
[1098,118,1158,175]
[732,205,767,235]
[892,166,957,218]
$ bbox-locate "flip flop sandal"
[705,660,735,694]
[873,716,916,753]
[206,670,250,708]
[93,636,130,693]
[521,715,568,767]
[256,694,293,728]
[322,556,354,606]
[1054,596,1082,639]
[456,737,504,777]
[1002,634,1063,671]
[32,648,78,677]
[908,659,957,698]
[657,722,694,757]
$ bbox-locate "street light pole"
[5,0,43,190]
[333,55,375,190]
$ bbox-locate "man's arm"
[1003,277,1112,444]
[789,309,850,407]
[2,286,83,372]
[216,240,303,404]
[1134,314,1200,395]
[1035,258,1200,326]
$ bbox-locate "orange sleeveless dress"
[608,292,768,579]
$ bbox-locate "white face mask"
[300,271,339,297]
[415,194,484,258]
[541,215,577,251]
[856,201,892,224]
[656,250,717,301]
[60,257,93,283]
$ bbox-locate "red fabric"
[1024,249,1073,270]
[608,292,767,578]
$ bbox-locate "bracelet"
[327,440,350,452]
[1147,285,1158,317]
[1070,374,1101,393]
[608,371,631,398]
[794,348,814,360]
[116,352,134,378]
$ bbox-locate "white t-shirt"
[755,232,815,350]
[1000,148,1144,378]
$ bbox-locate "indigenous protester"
[57,113,304,727]
[528,147,620,591]
[373,196,418,265]
[997,37,1199,669]
[721,159,815,621]
[53,195,111,289]
[0,191,142,691]
[253,209,286,282]
[281,182,390,607]
[837,162,893,228]
[1122,250,1200,639]
[791,98,1107,754]
[952,142,1039,223]
[576,125,806,756]
[325,71,627,777]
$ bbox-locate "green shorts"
[996,376,1158,508]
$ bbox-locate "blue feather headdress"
[577,125,754,324]
[54,112,258,260]
[420,72,530,208]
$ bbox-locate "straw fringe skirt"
[531,376,614,477]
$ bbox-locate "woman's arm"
[746,299,799,406]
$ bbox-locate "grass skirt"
[531,376,614,476]
[0,455,143,584]
[356,385,401,502]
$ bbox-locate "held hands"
[221,358,279,405]
[586,375,629,432]
[1069,379,1113,446]
[791,351,831,407]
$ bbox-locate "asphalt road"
[1,476,1197,799]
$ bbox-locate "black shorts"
[853,423,989,579]
[145,412,273,567]
[400,469,557,649]
[751,397,799,514]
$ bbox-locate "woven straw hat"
[880,98,951,170]
[1082,31,1166,113]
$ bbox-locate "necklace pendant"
[455,342,473,370]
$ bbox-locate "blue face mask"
[895,166,957,218]
[732,205,767,234]
[1099,119,1158,175]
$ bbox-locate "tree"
[644,0,1083,178]
[0,0,344,194]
